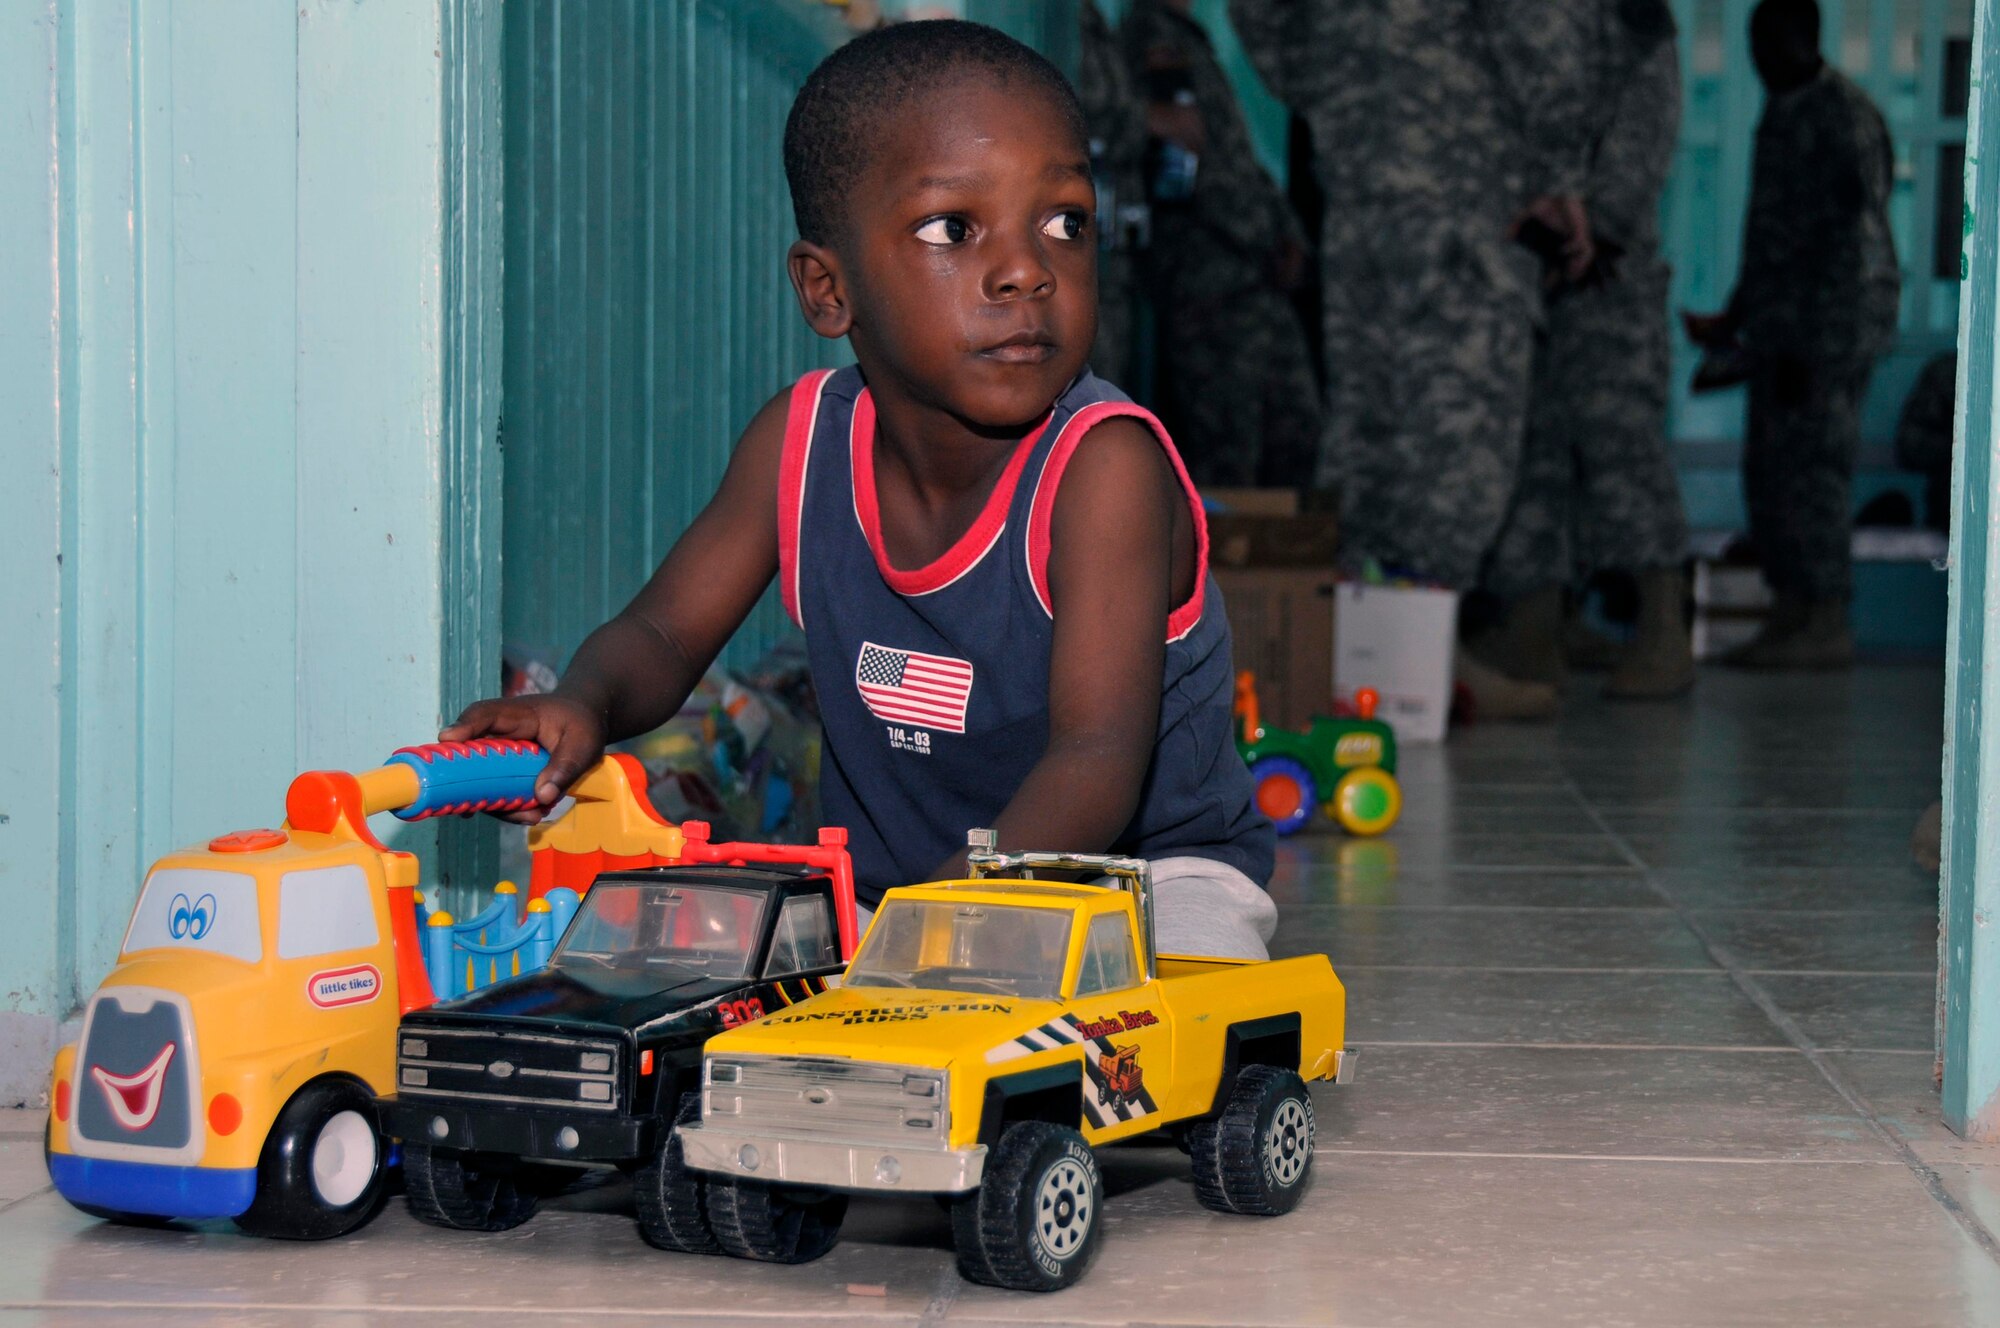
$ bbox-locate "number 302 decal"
[718,998,766,1029]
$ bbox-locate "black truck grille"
[397,1027,623,1112]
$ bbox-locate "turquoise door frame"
[1945,0,2000,1141]
[0,0,501,1102]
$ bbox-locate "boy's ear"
[787,241,853,341]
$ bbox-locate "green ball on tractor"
[1234,673,1402,838]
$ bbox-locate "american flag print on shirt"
[855,642,975,734]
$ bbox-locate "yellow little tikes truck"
[46,742,688,1239]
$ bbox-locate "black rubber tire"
[704,1174,847,1264]
[633,1093,719,1253]
[402,1143,543,1232]
[234,1078,388,1239]
[950,1121,1102,1293]
[1187,1065,1314,1216]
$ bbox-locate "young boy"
[446,21,1276,959]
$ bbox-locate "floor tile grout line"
[1564,777,2000,1267]
[1314,1147,1906,1165]
[0,1187,49,1219]
[1345,1040,1938,1055]
[1347,1040,1800,1053]
[1324,964,1933,976]
[0,1304,915,1322]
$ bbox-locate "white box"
[1334,582,1460,744]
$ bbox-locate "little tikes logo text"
[307,964,382,1008]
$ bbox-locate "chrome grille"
[704,1055,947,1149]
[397,1026,622,1112]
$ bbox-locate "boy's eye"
[1041,210,1089,241]
[915,216,970,245]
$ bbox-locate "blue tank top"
[778,366,1274,906]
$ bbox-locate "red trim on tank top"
[777,369,835,628]
[1025,403,1209,642]
[848,387,1053,597]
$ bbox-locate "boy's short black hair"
[784,20,1089,246]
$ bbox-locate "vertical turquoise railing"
[500,0,850,670]
[498,1,1081,672]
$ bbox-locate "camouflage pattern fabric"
[1484,22,1688,597]
[1231,0,1600,587]
[1079,0,1151,389]
[1129,1,1319,485]
[1894,351,1955,532]
[1745,357,1875,603]
[1728,63,1899,605]
[1729,65,1901,369]
[1158,287,1323,486]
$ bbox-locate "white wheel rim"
[310,1109,378,1208]
[1034,1158,1093,1261]
[1264,1096,1312,1189]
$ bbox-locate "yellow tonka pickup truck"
[677,833,1351,1292]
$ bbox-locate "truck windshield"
[846,900,1072,1001]
[554,882,768,980]
[122,867,264,964]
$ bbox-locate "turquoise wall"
[0,0,501,1101]
[498,0,1082,671]
[1942,0,1999,1138]
[499,0,848,670]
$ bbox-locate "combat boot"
[1470,586,1566,687]
[1454,643,1559,723]
[1722,595,1853,670]
[1717,591,1808,668]
[1605,566,1695,700]
[1564,617,1625,671]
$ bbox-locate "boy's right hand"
[439,695,606,824]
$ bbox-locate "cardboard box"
[1207,511,1341,570]
[1334,582,1459,744]
[1213,566,1337,731]
[1203,487,1300,517]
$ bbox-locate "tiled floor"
[5,664,1996,1325]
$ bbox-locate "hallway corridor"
[0,666,1992,1325]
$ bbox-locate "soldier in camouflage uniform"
[1687,0,1900,670]
[1128,0,1320,488]
[1079,0,1151,390]
[1231,0,1601,718]
[1479,1,1694,700]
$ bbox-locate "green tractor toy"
[1235,672,1402,838]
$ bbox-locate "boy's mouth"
[978,329,1057,365]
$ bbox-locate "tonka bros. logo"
[306,964,382,1009]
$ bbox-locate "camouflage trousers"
[1745,354,1875,603]
[1483,260,1688,598]
[1093,249,1138,393]
[1320,217,1536,590]
[1158,287,1322,488]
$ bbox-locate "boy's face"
[815,76,1098,431]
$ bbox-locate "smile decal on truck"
[307,964,382,1009]
[90,1044,178,1131]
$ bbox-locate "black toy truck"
[376,849,856,1250]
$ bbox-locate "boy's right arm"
[442,387,793,820]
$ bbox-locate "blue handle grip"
[385,739,550,821]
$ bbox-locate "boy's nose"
[986,235,1055,301]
